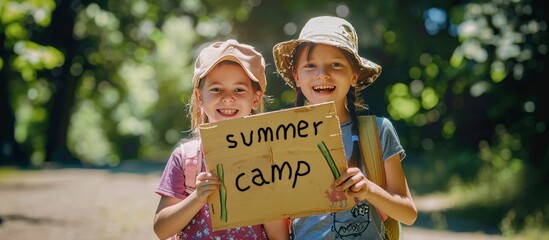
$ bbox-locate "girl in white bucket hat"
[273,16,417,239]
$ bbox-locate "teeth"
[219,109,237,114]
[313,85,335,90]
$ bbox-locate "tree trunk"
[43,0,79,164]
[0,33,31,166]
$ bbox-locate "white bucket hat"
[273,16,382,89]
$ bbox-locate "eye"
[234,88,246,93]
[304,63,316,69]
[209,87,222,93]
[332,62,344,68]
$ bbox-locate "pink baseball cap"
[193,39,267,92]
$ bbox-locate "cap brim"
[197,55,266,92]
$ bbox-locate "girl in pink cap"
[273,16,417,239]
[154,39,289,240]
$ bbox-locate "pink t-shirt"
[156,144,268,240]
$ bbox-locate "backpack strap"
[357,115,402,240]
[357,115,387,222]
[180,139,203,194]
[357,115,385,187]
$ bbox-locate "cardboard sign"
[198,102,353,231]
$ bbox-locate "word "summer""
[226,120,324,148]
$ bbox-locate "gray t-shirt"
[291,117,405,239]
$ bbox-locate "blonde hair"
[187,61,266,137]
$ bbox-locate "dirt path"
[0,161,505,240]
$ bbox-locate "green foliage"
[501,208,549,240]
[449,125,524,206]
[1,0,60,164]
[13,41,64,78]
[68,100,117,166]
[387,83,421,120]
[1,0,548,236]
[0,0,55,27]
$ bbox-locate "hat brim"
[194,55,266,92]
[273,39,382,89]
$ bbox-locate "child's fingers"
[196,184,219,201]
[196,177,220,187]
[334,167,361,185]
[348,178,367,193]
[195,172,220,196]
[198,184,219,192]
[196,172,220,187]
[334,167,366,191]
[197,172,219,180]
[336,174,364,192]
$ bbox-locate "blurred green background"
[1,0,547,238]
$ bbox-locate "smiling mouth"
[217,109,239,116]
[313,85,335,93]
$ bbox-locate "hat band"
[300,31,357,51]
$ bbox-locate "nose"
[316,66,329,79]
[222,94,234,103]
